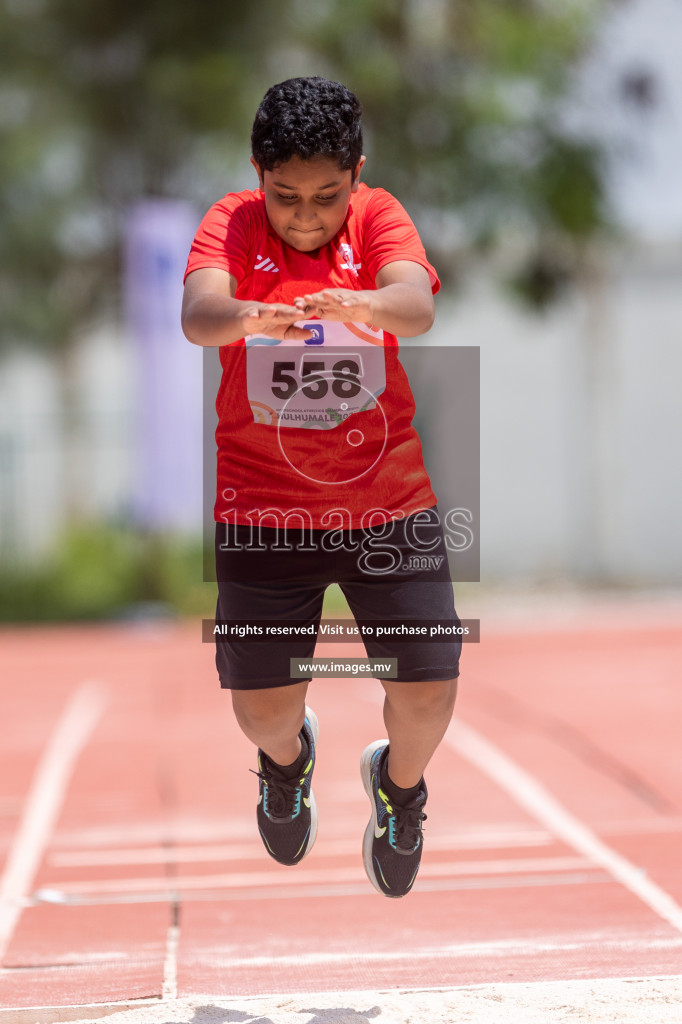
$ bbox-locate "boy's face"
[251,154,366,253]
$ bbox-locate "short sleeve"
[184,191,259,284]
[360,189,440,294]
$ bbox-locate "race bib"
[245,321,387,429]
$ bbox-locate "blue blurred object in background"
[124,199,202,533]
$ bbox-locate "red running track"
[0,600,681,1008]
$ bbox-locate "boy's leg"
[232,681,319,867]
[360,677,458,899]
[231,680,309,767]
[380,677,458,788]
[214,522,327,866]
[338,507,462,896]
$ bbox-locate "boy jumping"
[182,77,461,898]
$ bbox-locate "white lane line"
[448,720,682,934]
[34,855,595,897]
[161,922,179,1000]
[48,828,555,867]
[39,819,682,867]
[34,871,608,907]
[47,817,560,851]
[0,681,109,963]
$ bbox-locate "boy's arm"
[293,261,435,338]
[182,267,313,346]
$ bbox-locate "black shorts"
[214,506,461,689]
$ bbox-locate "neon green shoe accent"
[295,832,311,857]
[378,788,393,813]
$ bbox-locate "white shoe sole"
[360,739,389,895]
[299,705,319,862]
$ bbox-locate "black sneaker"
[360,740,427,898]
[252,706,318,866]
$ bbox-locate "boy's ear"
[250,156,264,188]
[351,155,366,192]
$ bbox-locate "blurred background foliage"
[1,0,610,359]
[0,525,210,621]
[0,0,613,620]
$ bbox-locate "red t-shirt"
[185,183,440,529]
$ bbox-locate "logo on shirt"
[254,254,279,273]
[339,243,361,275]
[303,323,325,345]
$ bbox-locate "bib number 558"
[271,359,362,401]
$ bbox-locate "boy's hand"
[294,289,377,327]
[241,302,314,341]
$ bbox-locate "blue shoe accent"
[253,706,318,866]
[361,740,427,898]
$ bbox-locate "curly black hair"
[251,77,363,172]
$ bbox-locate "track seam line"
[0,681,109,965]
[447,719,682,934]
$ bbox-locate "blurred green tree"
[0,0,285,353]
[0,0,610,356]
[292,0,610,304]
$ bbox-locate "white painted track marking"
[0,681,109,963]
[34,855,596,896]
[45,813,682,853]
[47,828,555,866]
[161,922,179,1000]
[448,720,682,934]
[44,818,682,867]
[33,871,607,906]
